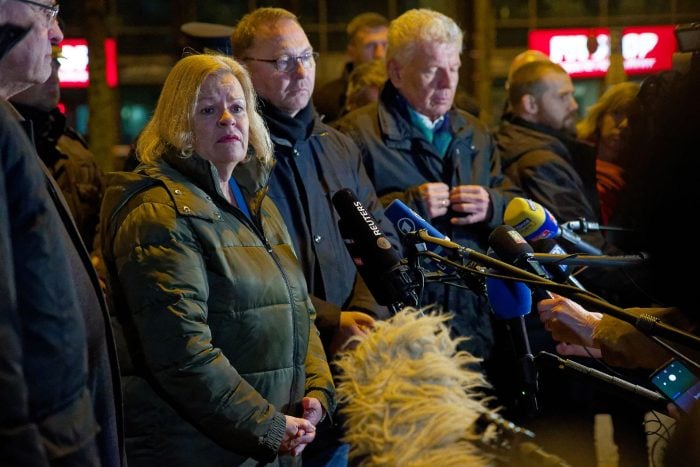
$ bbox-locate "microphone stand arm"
[414,230,700,353]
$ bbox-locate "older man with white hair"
[335,9,520,362]
[1,2,124,465]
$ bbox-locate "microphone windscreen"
[485,276,532,319]
[531,238,573,280]
[385,199,447,242]
[488,225,535,265]
[332,188,399,270]
[504,197,560,241]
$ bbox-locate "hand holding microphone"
[537,293,603,351]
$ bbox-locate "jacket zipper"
[223,202,300,408]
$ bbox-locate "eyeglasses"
[244,52,318,73]
[10,0,60,25]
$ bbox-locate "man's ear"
[387,59,401,88]
[521,94,538,115]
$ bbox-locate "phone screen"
[650,360,700,412]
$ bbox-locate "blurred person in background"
[576,81,640,226]
[343,58,386,115]
[314,12,388,123]
[10,44,105,251]
[100,53,334,466]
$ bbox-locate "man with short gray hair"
[335,9,520,361]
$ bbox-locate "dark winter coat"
[334,81,521,359]
[100,150,335,466]
[1,100,124,467]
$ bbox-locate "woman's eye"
[199,107,214,115]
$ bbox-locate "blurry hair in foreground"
[334,308,492,466]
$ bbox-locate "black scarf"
[259,97,315,143]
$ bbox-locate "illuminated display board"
[529,25,677,78]
[58,38,118,88]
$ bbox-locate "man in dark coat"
[313,12,388,123]
[10,53,104,251]
[232,8,400,465]
[0,3,124,466]
[495,60,605,253]
[335,9,520,361]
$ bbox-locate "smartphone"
[650,359,700,413]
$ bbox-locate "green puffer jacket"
[100,150,335,467]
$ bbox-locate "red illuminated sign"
[529,25,677,78]
[58,38,119,88]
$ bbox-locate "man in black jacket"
[232,8,400,465]
[10,52,104,251]
[0,3,124,466]
[495,60,604,252]
[335,9,520,361]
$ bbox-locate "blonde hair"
[386,9,463,65]
[345,59,387,110]
[231,7,299,57]
[577,81,640,141]
[334,308,492,466]
[137,54,273,168]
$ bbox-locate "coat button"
[293,148,300,156]
[174,189,182,195]
[470,144,476,151]
[215,212,222,220]
[313,235,322,243]
[183,206,191,213]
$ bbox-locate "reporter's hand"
[556,342,602,359]
[448,185,490,225]
[328,311,375,355]
[537,293,602,348]
[280,415,316,456]
[417,182,450,219]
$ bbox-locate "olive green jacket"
[100,151,334,466]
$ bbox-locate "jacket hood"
[103,150,272,230]
[496,117,572,169]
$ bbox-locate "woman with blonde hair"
[577,81,640,224]
[100,53,334,466]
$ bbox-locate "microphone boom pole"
[414,230,700,352]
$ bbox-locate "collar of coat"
[148,149,272,219]
[376,80,475,150]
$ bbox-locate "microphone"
[332,188,419,314]
[536,352,668,412]
[384,199,451,272]
[486,274,538,416]
[488,225,552,303]
[530,238,586,290]
[562,219,632,234]
[504,198,603,256]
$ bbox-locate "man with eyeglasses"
[232,8,399,466]
[1,2,124,466]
